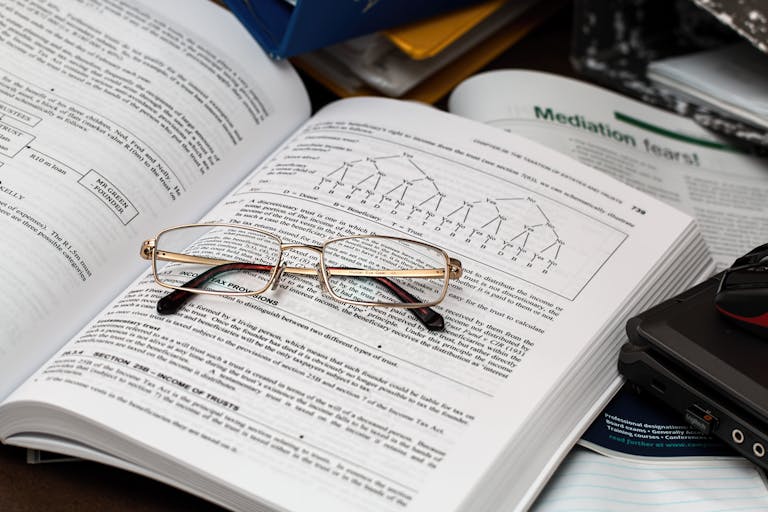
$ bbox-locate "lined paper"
[532,448,768,512]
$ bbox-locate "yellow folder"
[383,0,509,60]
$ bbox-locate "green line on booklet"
[613,111,741,152]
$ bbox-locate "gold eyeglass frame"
[140,223,463,309]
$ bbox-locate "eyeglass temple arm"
[156,262,267,315]
[155,262,446,331]
[363,274,444,330]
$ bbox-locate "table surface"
[0,5,574,511]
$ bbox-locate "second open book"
[0,1,712,511]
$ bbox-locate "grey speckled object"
[695,0,768,53]
[571,0,768,150]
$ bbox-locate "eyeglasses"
[140,223,463,330]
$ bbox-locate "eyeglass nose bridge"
[272,243,328,292]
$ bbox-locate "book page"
[0,0,309,396]
[449,69,768,269]
[532,447,768,512]
[2,98,702,512]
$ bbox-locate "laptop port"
[650,378,666,394]
[684,405,717,435]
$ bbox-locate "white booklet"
[0,2,712,512]
[449,69,768,269]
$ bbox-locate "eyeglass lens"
[154,225,281,295]
[323,237,448,305]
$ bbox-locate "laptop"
[619,273,768,470]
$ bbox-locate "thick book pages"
[0,92,711,512]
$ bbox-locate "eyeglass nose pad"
[315,263,329,294]
[271,263,287,291]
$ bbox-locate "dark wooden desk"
[0,6,573,511]
[0,445,217,511]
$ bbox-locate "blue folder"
[223,0,483,59]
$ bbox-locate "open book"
[0,1,713,511]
